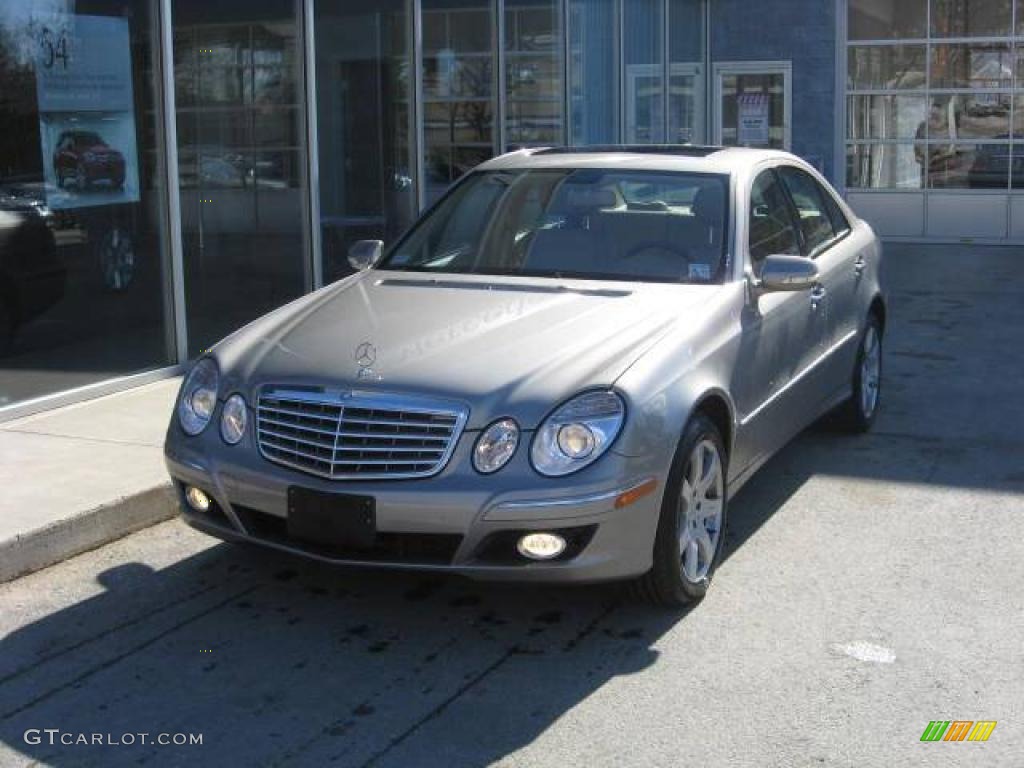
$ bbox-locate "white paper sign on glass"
[737,93,770,146]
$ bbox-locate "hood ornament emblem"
[354,341,380,380]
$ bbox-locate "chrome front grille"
[256,389,467,480]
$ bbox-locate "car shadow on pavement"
[2,398,1017,767]
[0,445,816,768]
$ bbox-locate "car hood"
[216,270,718,429]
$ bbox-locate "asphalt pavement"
[1,243,1022,767]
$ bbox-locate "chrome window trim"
[255,386,470,481]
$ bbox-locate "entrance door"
[669,62,704,144]
[713,61,791,150]
[624,62,704,144]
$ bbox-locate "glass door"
[713,61,791,150]
[668,62,703,143]
[172,0,309,356]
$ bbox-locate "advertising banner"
[33,14,140,210]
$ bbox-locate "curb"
[0,484,178,583]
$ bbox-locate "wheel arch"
[868,293,886,333]
[690,389,735,460]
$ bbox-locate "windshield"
[381,168,729,283]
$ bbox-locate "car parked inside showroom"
[165,145,885,606]
[0,188,66,355]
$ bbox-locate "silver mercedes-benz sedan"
[165,145,885,606]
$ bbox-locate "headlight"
[220,393,248,444]
[177,358,219,435]
[473,418,520,474]
[531,391,625,477]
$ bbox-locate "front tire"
[634,413,728,607]
[837,315,882,433]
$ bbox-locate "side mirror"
[758,254,819,293]
[348,239,383,271]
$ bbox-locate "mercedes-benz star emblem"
[354,341,377,368]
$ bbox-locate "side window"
[748,170,800,273]
[778,166,836,256]
[821,185,851,238]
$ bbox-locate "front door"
[776,165,861,398]
[713,62,791,151]
[733,168,826,471]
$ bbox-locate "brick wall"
[710,0,838,182]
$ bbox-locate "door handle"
[854,255,867,275]
[810,284,827,309]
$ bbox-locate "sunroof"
[531,144,725,158]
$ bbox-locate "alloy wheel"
[860,326,881,419]
[677,438,724,584]
[100,228,135,291]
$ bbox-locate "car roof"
[477,145,794,175]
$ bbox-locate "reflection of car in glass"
[967,138,1024,189]
[53,131,126,190]
[166,146,885,607]
[0,191,66,354]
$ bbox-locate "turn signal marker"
[615,478,658,509]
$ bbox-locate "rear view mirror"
[758,254,819,293]
[348,240,383,271]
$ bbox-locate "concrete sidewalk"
[0,378,181,582]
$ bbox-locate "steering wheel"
[622,240,690,277]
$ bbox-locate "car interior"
[520,177,727,283]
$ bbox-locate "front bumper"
[164,418,667,583]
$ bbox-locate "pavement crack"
[359,648,515,768]
[561,599,619,652]
[0,584,261,721]
[358,599,620,767]
[0,583,222,687]
[0,427,160,449]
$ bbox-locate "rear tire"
[837,315,883,433]
[633,413,728,607]
[0,300,14,358]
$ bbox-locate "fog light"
[516,532,567,561]
[185,486,211,513]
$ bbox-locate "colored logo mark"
[920,721,997,742]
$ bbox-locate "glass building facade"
[0,0,1016,415]
[845,0,1024,237]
